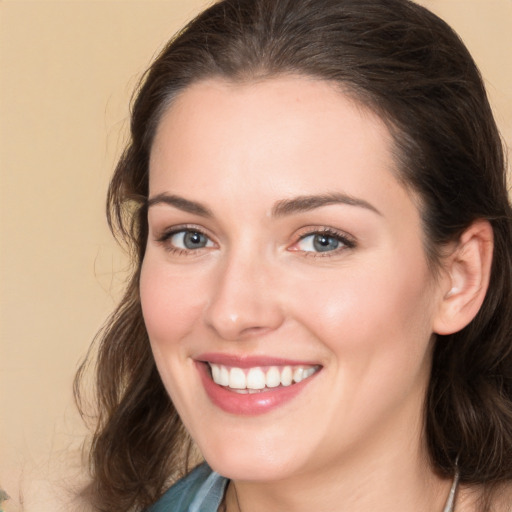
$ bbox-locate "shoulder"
[147,463,228,512]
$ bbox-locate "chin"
[197,431,307,481]
[207,456,297,482]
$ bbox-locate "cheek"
[286,251,435,362]
[139,256,208,418]
[285,255,435,436]
[139,256,205,348]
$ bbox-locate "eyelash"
[293,227,356,257]
[155,226,356,257]
[156,225,215,255]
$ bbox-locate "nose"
[203,250,285,341]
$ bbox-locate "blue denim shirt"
[147,463,227,512]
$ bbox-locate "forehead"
[152,76,386,145]
[151,77,393,182]
[148,77,420,226]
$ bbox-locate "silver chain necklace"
[443,470,461,512]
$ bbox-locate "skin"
[140,77,488,511]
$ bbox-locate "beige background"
[0,1,510,511]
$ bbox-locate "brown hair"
[75,0,512,510]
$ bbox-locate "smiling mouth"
[207,363,321,394]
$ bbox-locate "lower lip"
[197,362,319,416]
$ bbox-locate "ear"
[433,220,494,335]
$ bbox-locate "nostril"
[239,325,273,338]
[203,271,285,340]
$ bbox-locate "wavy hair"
[75,0,512,510]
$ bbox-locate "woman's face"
[140,77,445,481]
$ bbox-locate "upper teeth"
[209,363,318,390]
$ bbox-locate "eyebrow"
[147,193,213,217]
[271,193,381,217]
[146,191,381,218]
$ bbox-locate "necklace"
[225,470,460,512]
[443,470,461,512]
[233,482,242,512]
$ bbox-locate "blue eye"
[168,230,214,250]
[295,231,353,253]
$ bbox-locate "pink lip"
[196,352,317,368]
[195,354,321,416]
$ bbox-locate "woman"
[75,0,512,510]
